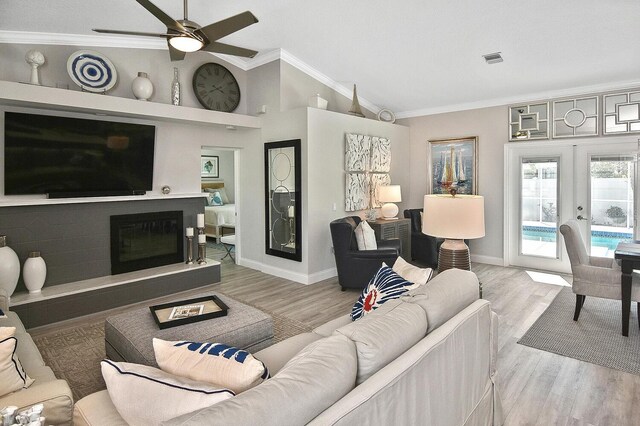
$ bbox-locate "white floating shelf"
[0,80,262,129]
[0,193,207,207]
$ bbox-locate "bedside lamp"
[378,185,402,220]
[422,192,485,272]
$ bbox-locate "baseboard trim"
[471,254,505,266]
[238,259,336,285]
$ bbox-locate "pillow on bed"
[209,191,224,206]
[203,187,230,204]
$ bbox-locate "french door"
[506,140,639,273]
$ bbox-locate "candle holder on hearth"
[197,241,207,265]
[185,235,194,264]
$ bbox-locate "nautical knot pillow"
[0,327,34,398]
[101,359,234,426]
[351,265,413,321]
[354,220,377,250]
[153,339,269,394]
[390,256,433,289]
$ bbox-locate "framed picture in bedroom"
[428,136,478,195]
[201,155,219,178]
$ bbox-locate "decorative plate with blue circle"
[67,50,117,93]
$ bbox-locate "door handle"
[577,215,587,220]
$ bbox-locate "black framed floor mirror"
[264,139,302,261]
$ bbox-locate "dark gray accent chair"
[404,209,442,269]
[330,216,400,291]
[560,220,640,325]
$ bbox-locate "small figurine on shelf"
[25,50,45,85]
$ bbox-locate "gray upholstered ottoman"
[105,294,274,367]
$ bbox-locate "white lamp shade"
[378,185,402,203]
[169,36,204,53]
[422,194,485,239]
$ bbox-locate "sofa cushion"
[154,339,269,394]
[101,359,234,426]
[253,332,322,375]
[391,256,433,289]
[351,265,413,320]
[162,334,358,426]
[354,220,377,250]
[401,268,479,333]
[335,299,427,385]
[313,315,352,337]
[74,390,128,426]
[0,327,34,397]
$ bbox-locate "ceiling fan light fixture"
[169,35,203,52]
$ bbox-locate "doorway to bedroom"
[201,146,238,263]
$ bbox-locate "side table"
[368,218,411,258]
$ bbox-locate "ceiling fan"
[93,0,258,61]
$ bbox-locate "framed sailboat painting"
[428,136,478,195]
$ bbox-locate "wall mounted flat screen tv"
[4,112,155,196]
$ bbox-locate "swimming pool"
[522,225,632,250]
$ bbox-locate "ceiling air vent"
[482,52,503,64]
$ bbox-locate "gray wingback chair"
[559,220,640,324]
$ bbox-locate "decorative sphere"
[25,50,45,66]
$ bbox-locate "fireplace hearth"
[110,211,184,274]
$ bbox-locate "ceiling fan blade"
[198,11,258,41]
[168,40,186,61]
[202,41,258,58]
[135,0,186,32]
[93,29,169,38]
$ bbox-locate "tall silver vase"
[171,67,181,106]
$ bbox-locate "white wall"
[398,106,507,264]
[201,148,235,203]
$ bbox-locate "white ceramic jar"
[23,251,46,294]
[131,72,154,101]
[0,236,20,297]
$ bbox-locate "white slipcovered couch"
[74,269,503,426]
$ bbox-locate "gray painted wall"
[201,148,236,203]
[398,106,507,261]
[246,60,280,116]
[0,197,204,292]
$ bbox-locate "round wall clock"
[192,63,241,112]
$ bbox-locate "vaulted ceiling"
[2,0,639,116]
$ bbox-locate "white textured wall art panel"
[370,173,391,208]
[371,137,391,172]
[345,133,371,172]
[345,173,369,211]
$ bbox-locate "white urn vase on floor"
[0,235,20,297]
[23,251,46,294]
[131,72,153,101]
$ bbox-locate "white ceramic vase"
[0,236,20,297]
[132,72,153,101]
[23,252,46,294]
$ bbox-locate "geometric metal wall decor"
[509,102,549,141]
[344,133,392,211]
[264,139,302,262]
[603,91,640,135]
[552,96,598,138]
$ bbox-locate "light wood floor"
[30,260,640,425]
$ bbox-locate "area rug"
[32,293,312,401]
[518,287,640,375]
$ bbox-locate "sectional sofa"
[0,289,74,425]
[74,268,503,425]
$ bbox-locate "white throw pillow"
[0,327,34,397]
[354,220,377,250]
[391,257,433,290]
[101,359,234,426]
[153,339,269,394]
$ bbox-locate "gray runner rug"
[518,286,640,375]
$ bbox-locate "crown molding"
[0,31,381,112]
[395,78,640,119]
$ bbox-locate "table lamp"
[378,185,402,219]
[422,192,485,272]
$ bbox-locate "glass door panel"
[589,155,634,257]
[520,158,559,258]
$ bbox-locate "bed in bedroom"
[202,182,236,243]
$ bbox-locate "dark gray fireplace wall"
[0,197,205,291]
